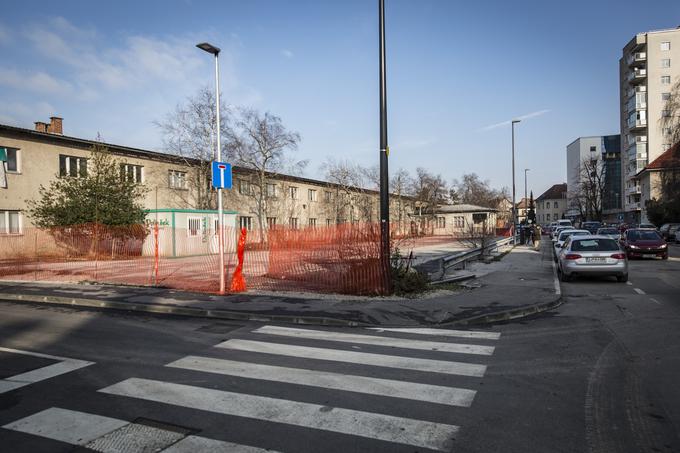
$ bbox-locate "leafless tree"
[451,173,506,208]
[410,168,448,234]
[155,86,231,209]
[568,157,606,221]
[661,76,680,146]
[390,168,413,235]
[321,159,368,224]
[227,108,304,237]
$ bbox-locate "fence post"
[153,223,159,286]
[34,230,38,281]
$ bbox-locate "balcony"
[627,117,647,131]
[627,52,647,67]
[627,85,646,99]
[626,185,641,195]
[627,201,641,211]
[628,68,647,84]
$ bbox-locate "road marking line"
[634,288,646,295]
[216,339,486,377]
[367,327,500,340]
[167,356,477,407]
[551,259,561,295]
[100,378,459,452]
[650,298,661,305]
[2,407,127,445]
[3,407,279,453]
[0,347,93,394]
[253,325,495,355]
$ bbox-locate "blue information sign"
[211,161,232,189]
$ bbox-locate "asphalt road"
[0,244,678,452]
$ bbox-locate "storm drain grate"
[84,418,194,453]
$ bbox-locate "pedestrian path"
[3,325,501,452]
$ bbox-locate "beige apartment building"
[0,118,414,239]
[536,183,567,225]
[620,27,680,223]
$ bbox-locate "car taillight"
[565,254,582,260]
[610,253,626,259]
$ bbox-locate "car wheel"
[560,268,571,282]
[616,274,628,283]
[662,254,668,260]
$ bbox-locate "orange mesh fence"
[0,222,471,295]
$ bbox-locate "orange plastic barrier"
[229,227,247,292]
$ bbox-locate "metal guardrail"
[440,236,514,273]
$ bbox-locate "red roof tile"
[646,142,680,170]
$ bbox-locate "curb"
[443,295,563,326]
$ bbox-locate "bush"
[391,248,428,295]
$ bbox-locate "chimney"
[48,117,63,135]
[34,122,48,133]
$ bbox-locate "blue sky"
[1,0,680,198]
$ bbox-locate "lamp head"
[196,42,220,55]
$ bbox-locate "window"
[326,219,332,226]
[454,216,465,228]
[266,183,278,197]
[266,217,277,228]
[661,41,671,51]
[289,186,298,199]
[308,189,317,201]
[188,217,202,237]
[324,191,332,202]
[662,92,671,101]
[662,110,671,117]
[2,148,19,172]
[289,217,299,229]
[662,59,671,68]
[120,163,143,183]
[589,146,597,152]
[547,213,551,221]
[664,127,672,136]
[662,75,671,84]
[238,179,251,195]
[0,210,21,235]
[168,170,187,189]
[554,202,559,209]
[308,218,317,227]
[239,216,253,231]
[436,217,446,228]
[59,155,87,177]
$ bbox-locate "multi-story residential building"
[620,27,680,223]
[536,183,567,225]
[0,118,414,239]
[565,135,620,221]
[515,197,529,223]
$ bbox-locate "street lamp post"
[524,168,530,223]
[511,119,520,237]
[378,0,390,293]
[196,42,225,294]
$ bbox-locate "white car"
[675,228,680,244]
[554,229,590,260]
[551,225,572,241]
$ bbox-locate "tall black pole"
[511,119,520,238]
[379,0,390,293]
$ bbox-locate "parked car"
[553,229,590,260]
[675,228,680,244]
[659,223,680,241]
[581,221,602,234]
[620,228,668,259]
[596,227,621,240]
[557,235,628,282]
[551,225,571,240]
[637,223,657,230]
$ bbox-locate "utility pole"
[524,168,530,223]
[378,0,390,292]
[511,119,520,235]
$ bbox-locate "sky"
[2,0,680,199]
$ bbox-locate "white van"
[557,219,573,228]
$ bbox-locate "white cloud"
[477,109,551,132]
[281,49,294,58]
[0,100,56,126]
[0,68,73,95]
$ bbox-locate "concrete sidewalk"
[0,240,561,327]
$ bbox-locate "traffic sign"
[211,161,232,189]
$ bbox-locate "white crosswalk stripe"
[252,325,496,355]
[167,355,477,407]
[217,338,487,376]
[368,327,502,340]
[99,378,459,452]
[3,407,278,453]
[4,325,499,452]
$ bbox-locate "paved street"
[0,244,679,452]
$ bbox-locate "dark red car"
[620,228,668,260]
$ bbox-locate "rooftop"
[536,183,568,201]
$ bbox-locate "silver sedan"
[557,235,628,282]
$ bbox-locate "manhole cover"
[85,418,193,453]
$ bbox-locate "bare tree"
[227,108,304,237]
[661,76,680,146]
[569,157,606,221]
[155,86,231,209]
[410,168,448,233]
[451,173,505,207]
[390,168,412,235]
[321,159,367,224]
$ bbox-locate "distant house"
[638,143,680,221]
[412,204,497,236]
[536,183,568,225]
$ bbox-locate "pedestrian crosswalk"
[3,324,501,452]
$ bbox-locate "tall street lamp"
[196,42,226,294]
[378,0,390,293]
[524,168,530,223]
[511,119,520,235]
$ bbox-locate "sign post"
[211,160,232,294]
